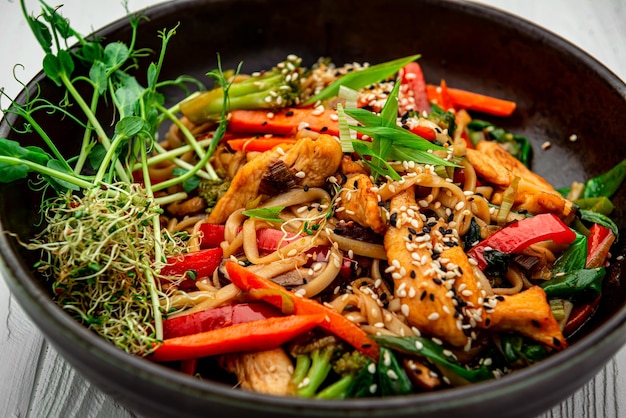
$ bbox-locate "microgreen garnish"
[1,1,228,355]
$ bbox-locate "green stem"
[20,113,73,173]
[93,133,127,185]
[139,140,163,341]
[0,156,93,189]
[60,73,130,183]
[154,102,218,180]
[73,90,100,175]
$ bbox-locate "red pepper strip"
[426,84,517,117]
[150,314,326,362]
[409,125,437,141]
[227,137,298,152]
[224,260,380,360]
[228,108,340,137]
[564,224,615,336]
[161,247,223,282]
[198,223,226,249]
[564,295,601,336]
[398,61,431,115]
[586,223,615,268]
[467,213,576,271]
[163,302,281,339]
[180,359,197,375]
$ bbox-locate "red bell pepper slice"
[398,62,431,115]
[161,247,223,282]
[224,260,380,360]
[586,223,615,268]
[467,213,576,271]
[150,314,326,362]
[564,295,601,336]
[163,302,281,339]
[198,223,226,249]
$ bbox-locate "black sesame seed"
[553,337,561,347]
[262,121,268,126]
[429,293,435,301]
[408,227,418,235]
[390,212,398,227]
[444,241,457,247]
[410,270,416,279]
[320,126,328,132]
[353,180,359,189]
[531,319,541,328]
[433,278,443,285]
[378,201,385,207]
[447,213,454,222]
[285,110,294,117]
[485,318,491,326]
[420,290,427,301]
[495,295,505,301]
[304,185,309,192]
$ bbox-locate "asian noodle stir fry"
[2,3,624,398]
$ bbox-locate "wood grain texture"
[0,0,625,417]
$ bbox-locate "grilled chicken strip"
[384,187,470,347]
[208,134,343,223]
[466,141,573,219]
[219,347,295,395]
[336,173,387,234]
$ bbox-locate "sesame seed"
[401,304,410,316]
[541,141,552,150]
[415,340,424,350]
[428,312,440,321]
[295,171,306,178]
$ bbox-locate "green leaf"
[114,74,145,118]
[57,49,75,78]
[0,160,29,183]
[582,159,626,199]
[103,42,130,71]
[372,335,495,383]
[389,145,458,167]
[115,116,147,138]
[350,125,447,151]
[42,53,63,86]
[172,168,202,193]
[89,61,108,95]
[352,141,401,181]
[25,16,53,54]
[88,144,107,171]
[552,232,587,275]
[242,206,286,223]
[78,41,104,63]
[41,2,75,39]
[147,63,158,90]
[304,54,420,105]
[46,159,79,191]
[540,267,605,303]
[580,209,619,239]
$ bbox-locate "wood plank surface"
[1,1,625,417]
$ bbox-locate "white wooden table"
[1,1,625,416]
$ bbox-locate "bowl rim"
[1,0,626,415]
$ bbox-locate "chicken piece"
[208,134,343,223]
[336,174,387,233]
[482,286,567,350]
[166,196,207,217]
[219,347,295,395]
[340,155,368,176]
[384,188,470,347]
[466,141,573,219]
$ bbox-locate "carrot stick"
[229,108,340,137]
[150,314,326,362]
[224,261,380,360]
[426,84,517,116]
[227,137,298,152]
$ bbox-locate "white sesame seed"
[428,312,440,321]
[401,304,410,316]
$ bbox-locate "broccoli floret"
[198,178,230,213]
[289,335,372,399]
[180,55,303,124]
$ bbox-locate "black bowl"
[1,0,625,417]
